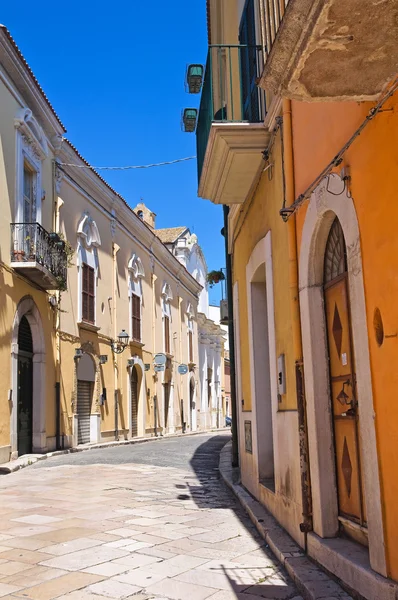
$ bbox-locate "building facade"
[0,25,204,464]
[194,0,398,598]
[154,221,227,430]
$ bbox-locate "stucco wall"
[231,131,304,545]
[293,92,398,578]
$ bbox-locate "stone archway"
[299,174,386,576]
[11,296,46,457]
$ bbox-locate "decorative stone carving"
[77,212,101,248]
[15,108,48,160]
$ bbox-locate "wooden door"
[17,316,33,456]
[324,219,365,525]
[131,367,138,438]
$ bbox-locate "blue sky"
[1,1,225,305]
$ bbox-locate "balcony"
[197,45,270,205]
[259,0,398,101]
[11,223,68,290]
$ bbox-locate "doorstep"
[308,533,398,600]
[219,441,353,600]
[0,427,229,474]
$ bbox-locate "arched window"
[161,282,173,354]
[77,213,101,325]
[128,254,145,342]
[186,302,195,363]
[324,218,347,284]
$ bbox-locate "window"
[164,315,170,354]
[82,263,95,323]
[131,293,141,342]
[128,254,144,343]
[189,330,194,363]
[161,282,173,355]
[23,164,35,223]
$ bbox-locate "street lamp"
[111,330,130,354]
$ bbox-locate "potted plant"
[12,249,26,262]
[206,269,225,287]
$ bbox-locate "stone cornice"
[0,27,65,140]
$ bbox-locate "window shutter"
[131,294,141,341]
[164,316,170,354]
[189,330,193,363]
[82,263,95,324]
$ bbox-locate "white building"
[154,219,226,430]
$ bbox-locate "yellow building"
[0,26,68,462]
[0,25,203,462]
[195,1,398,598]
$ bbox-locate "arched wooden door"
[17,316,33,456]
[323,218,366,527]
[131,366,138,438]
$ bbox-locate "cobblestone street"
[0,433,302,600]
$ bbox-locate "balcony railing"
[262,0,290,58]
[11,223,68,290]
[196,45,266,183]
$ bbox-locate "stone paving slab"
[219,442,353,600]
[0,432,301,600]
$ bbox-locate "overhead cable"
[58,156,197,171]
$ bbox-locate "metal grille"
[77,380,92,444]
[18,316,33,353]
[324,218,347,284]
[11,223,67,286]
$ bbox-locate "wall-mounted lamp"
[99,355,108,364]
[111,330,130,354]
[74,348,83,360]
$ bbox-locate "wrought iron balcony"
[196,45,269,205]
[10,223,68,290]
[259,0,398,101]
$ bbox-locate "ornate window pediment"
[77,213,101,248]
[128,254,145,279]
[186,302,194,319]
[161,282,173,302]
[15,108,48,160]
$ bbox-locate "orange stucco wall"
[292,92,398,579]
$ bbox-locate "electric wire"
[58,156,197,170]
[280,77,398,221]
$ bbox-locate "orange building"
[193,1,398,598]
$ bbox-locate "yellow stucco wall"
[231,131,304,544]
[0,73,58,460]
[57,170,201,444]
[233,133,297,413]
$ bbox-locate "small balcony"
[260,0,398,101]
[11,223,68,290]
[197,45,270,205]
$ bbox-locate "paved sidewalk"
[219,443,353,600]
[0,433,302,600]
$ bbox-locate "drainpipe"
[113,242,120,440]
[222,205,239,468]
[282,99,313,541]
[53,163,63,450]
